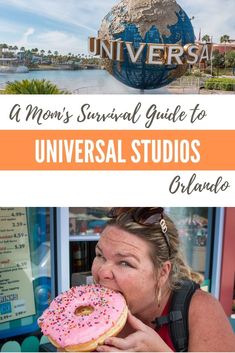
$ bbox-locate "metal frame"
[70,235,100,242]
[49,207,56,298]
[211,207,225,298]
[204,207,214,281]
[55,207,225,300]
[56,208,70,293]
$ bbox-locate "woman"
[91,207,235,351]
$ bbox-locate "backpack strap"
[169,280,200,351]
[152,280,200,352]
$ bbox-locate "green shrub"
[184,70,191,76]
[4,79,65,94]
[191,69,202,77]
[205,78,235,91]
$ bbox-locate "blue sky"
[0,0,234,55]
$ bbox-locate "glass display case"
[69,208,109,287]
[166,207,213,280]
[1,206,231,350]
[0,207,54,344]
[68,207,215,289]
[69,207,109,238]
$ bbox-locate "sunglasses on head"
[108,207,171,257]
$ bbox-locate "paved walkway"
[200,88,235,94]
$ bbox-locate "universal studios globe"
[98,0,195,90]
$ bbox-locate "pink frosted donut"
[38,284,128,352]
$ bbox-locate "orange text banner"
[0,130,234,170]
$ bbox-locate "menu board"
[0,208,36,323]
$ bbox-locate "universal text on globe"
[88,37,212,65]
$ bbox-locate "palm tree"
[220,35,230,43]
[53,50,59,64]
[212,50,225,76]
[4,79,65,94]
[2,43,8,52]
[0,44,4,56]
[31,48,39,55]
[40,49,45,64]
[57,54,62,64]
[225,51,235,72]
[220,35,231,70]
[202,35,210,43]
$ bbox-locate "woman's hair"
[106,207,203,289]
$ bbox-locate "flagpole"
[198,28,201,42]
[189,17,195,75]
[210,36,213,76]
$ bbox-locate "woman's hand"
[96,312,172,352]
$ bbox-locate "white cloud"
[0,18,23,35]
[25,28,35,37]
[0,0,117,53]
[179,0,235,42]
[0,0,234,53]
[16,27,35,49]
[24,30,86,54]
[0,0,114,34]
[24,0,234,43]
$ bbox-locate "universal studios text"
[88,37,212,65]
